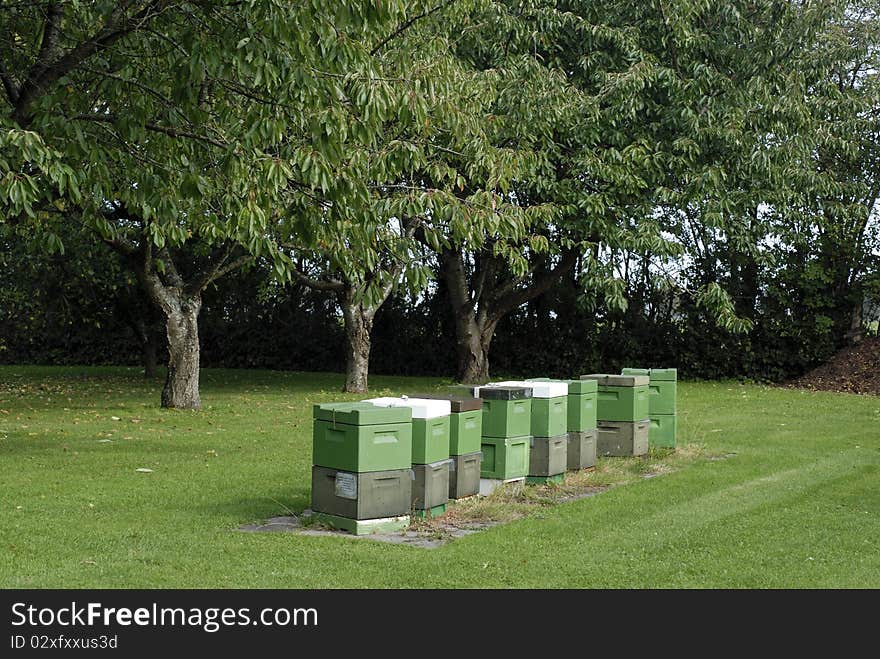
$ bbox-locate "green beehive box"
[581,374,649,422]
[649,414,677,448]
[480,435,530,480]
[411,416,451,465]
[312,403,412,473]
[449,409,482,455]
[531,396,568,438]
[313,401,411,425]
[622,367,677,415]
[411,394,483,455]
[565,379,597,432]
[647,368,677,381]
[474,386,532,438]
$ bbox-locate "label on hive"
[334,472,358,499]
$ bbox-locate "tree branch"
[72,113,227,148]
[156,246,184,288]
[31,2,64,72]
[13,1,169,126]
[290,265,346,292]
[102,235,137,257]
[370,0,455,56]
[0,57,19,104]
[186,247,254,295]
[487,247,580,323]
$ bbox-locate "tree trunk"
[441,245,578,384]
[454,312,496,384]
[845,302,864,345]
[441,248,495,384]
[160,293,202,409]
[340,289,375,394]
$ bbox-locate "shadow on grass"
[198,489,311,525]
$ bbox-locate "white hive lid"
[493,380,567,398]
[363,396,451,418]
[524,378,570,395]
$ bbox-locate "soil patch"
[786,337,880,396]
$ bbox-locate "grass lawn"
[1,365,878,588]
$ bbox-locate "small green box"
[523,378,596,432]
[566,379,597,432]
[449,409,482,456]
[531,396,568,438]
[649,414,677,448]
[411,416,450,465]
[622,368,677,415]
[565,380,598,396]
[647,381,676,415]
[313,419,412,472]
[581,374,649,422]
[480,435,530,480]
[647,368,677,381]
[313,401,411,425]
[481,398,532,438]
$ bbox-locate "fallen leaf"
[111,416,121,421]
[135,468,153,473]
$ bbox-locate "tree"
[1,1,413,407]
[287,221,422,393]
[279,0,538,391]
[795,0,880,344]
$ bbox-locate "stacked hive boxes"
[471,385,532,493]
[495,380,567,484]
[310,402,413,535]
[365,397,451,518]
[526,378,598,470]
[580,374,650,457]
[621,368,677,448]
[412,393,483,499]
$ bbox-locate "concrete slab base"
[479,476,526,496]
[309,512,410,536]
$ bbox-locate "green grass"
[1,365,878,588]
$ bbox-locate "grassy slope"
[0,366,877,588]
